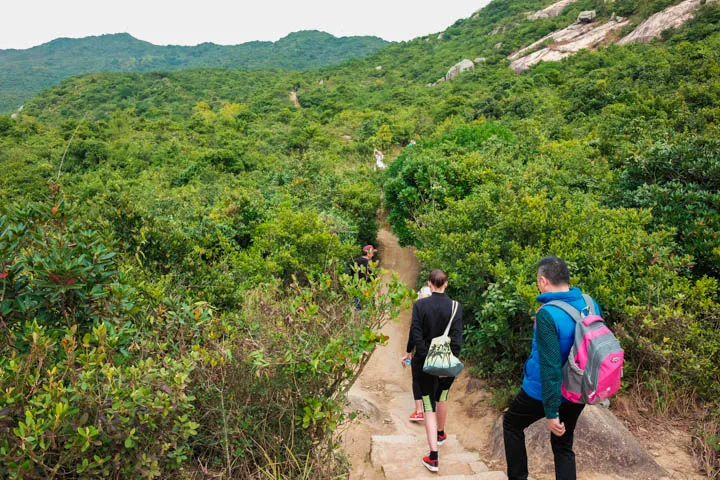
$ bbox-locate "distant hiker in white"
[373,149,386,170]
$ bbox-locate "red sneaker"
[422,454,439,472]
[409,411,424,422]
[437,432,448,445]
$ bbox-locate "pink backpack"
[544,294,624,404]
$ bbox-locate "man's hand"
[546,417,566,437]
[401,353,411,368]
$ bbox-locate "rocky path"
[340,226,706,480]
[289,90,301,108]
[342,227,506,479]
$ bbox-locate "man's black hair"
[429,269,448,288]
[538,256,570,286]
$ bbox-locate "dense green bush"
[614,136,720,277]
[0,203,198,478]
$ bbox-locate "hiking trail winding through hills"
[342,226,504,479]
[341,227,706,480]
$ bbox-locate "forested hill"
[2,0,720,478]
[0,31,388,112]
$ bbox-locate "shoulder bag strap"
[442,301,458,337]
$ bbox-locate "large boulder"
[527,0,580,20]
[446,59,475,81]
[508,18,628,71]
[577,10,597,22]
[618,0,702,44]
[489,405,668,479]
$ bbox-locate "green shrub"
[0,203,198,479]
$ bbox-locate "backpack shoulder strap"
[581,294,597,315]
[442,301,459,337]
[542,300,583,323]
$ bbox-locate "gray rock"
[494,42,503,49]
[347,395,382,423]
[474,57,487,63]
[489,405,668,478]
[438,33,444,40]
[577,10,597,22]
[527,0,581,20]
[446,59,475,80]
[619,0,702,44]
[375,65,382,71]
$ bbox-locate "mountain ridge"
[0,30,389,112]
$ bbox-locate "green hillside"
[0,31,388,112]
[1,0,720,477]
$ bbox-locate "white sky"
[1,1,490,50]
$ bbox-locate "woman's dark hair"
[428,269,448,288]
[538,256,570,285]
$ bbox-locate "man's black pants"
[502,389,585,480]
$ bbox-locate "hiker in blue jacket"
[503,256,601,480]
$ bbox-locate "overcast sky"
[1,1,489,50]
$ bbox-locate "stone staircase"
[371,434,507,479]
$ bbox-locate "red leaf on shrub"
[48,273,77,285]
[0,272,7,279]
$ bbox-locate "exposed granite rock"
[446,59,475,80]
[490,405,668,478]
[527,0,580,20]
[577,10,597,22]
[618,0,702,45]
[509,18,628,72]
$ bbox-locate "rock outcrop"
[510,0,712,72]
[618,0,702,44]
[509,17,628,72]
[527,0,580,20]
[446,59,475,80]
[428,59,476,87]
[490,405,668,479]
[577,10,597,23]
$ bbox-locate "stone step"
[371,434,507,480]
[404,473,507,480]
[371,435,475,466]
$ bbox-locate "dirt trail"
[342,227,497,479]
[289,90,301,108]
[341,226,706,480]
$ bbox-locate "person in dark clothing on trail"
[402,269,463,473]
[353,245,375,310]
[503,256,602,480]
[353,245,375,282]
[403,286,432,422]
